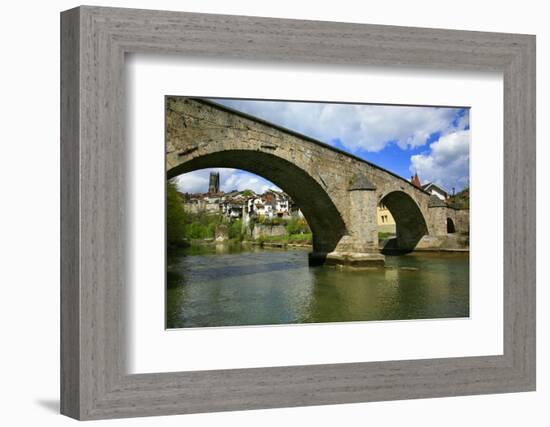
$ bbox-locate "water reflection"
[166,245,469,328]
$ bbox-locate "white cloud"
[174,168,279,194]
[410,129,470,192]
[216,99,462,153]
[173,171,208,193]
[223,172,279,193]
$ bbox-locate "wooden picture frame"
[60,5,536,420]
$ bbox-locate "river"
[166,244,469,328]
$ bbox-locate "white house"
[422,182,449,201]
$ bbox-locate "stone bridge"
[166,97,469,267]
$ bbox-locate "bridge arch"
[447,217,456,233]
[167,149,348,254]
[379,190,429,253]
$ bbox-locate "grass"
[378,232,396,241]
[258,233,313,245]
[288,233,312,244]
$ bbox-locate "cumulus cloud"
[174,171,209,193]
[410,129,470,192]
[223,172,279,193]
[174,168,279,194]
[216,99,462,153]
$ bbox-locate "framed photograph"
[164,96,471,330]
[61,6,535,420]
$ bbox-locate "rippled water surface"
[166,245,469,328]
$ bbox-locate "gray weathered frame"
[60,5,536,420]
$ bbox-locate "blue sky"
[175,99,470,195]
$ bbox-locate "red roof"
[411,172,421,188]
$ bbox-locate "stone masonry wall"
[252,224,287,240]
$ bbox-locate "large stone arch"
[379,190,429,253]
[167,150,347,254]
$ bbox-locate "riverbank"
[174,236,470,254]
[174,232,313,249]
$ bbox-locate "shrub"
[229,219,244,240]
[286,217,310,235]
[186,222,209,239]
[166,181,187,245]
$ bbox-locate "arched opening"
[167,150,348,254]
[447,218,456,234]
[378,191,428,254]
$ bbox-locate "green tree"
[166,180,187,246]
[448,187,470,209]
[229,219,244,240]
[286,217,310,235]
[186,222,208,239]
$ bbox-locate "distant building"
[377,202,395,226]
[421,182,449,201]
[377,202,396,234]
[410,172,422,188]
[411,172,450,201]
[208,171,220,194]
[242,190,299,220]
[180,192,223,214]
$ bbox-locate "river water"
[166,245,469,329]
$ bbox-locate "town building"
[411,172,450,201]
[421,182,449,201]
[181,192,223,214]
[377,202,395,225]
[377,202,396,234]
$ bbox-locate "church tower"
[411,171,421,188]
[208,171,220,194]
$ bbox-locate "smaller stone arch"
[379,190,429,253]
[447,217,456,233]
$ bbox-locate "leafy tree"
[229,219,244,240]
[286,217,310,235]
[166,180,187,246]
[185,222,204,239]
[448,187,470,209]
[207,222,217,238]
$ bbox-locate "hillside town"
[178,172,304,226]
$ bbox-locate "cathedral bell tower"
[208,171,220,194]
